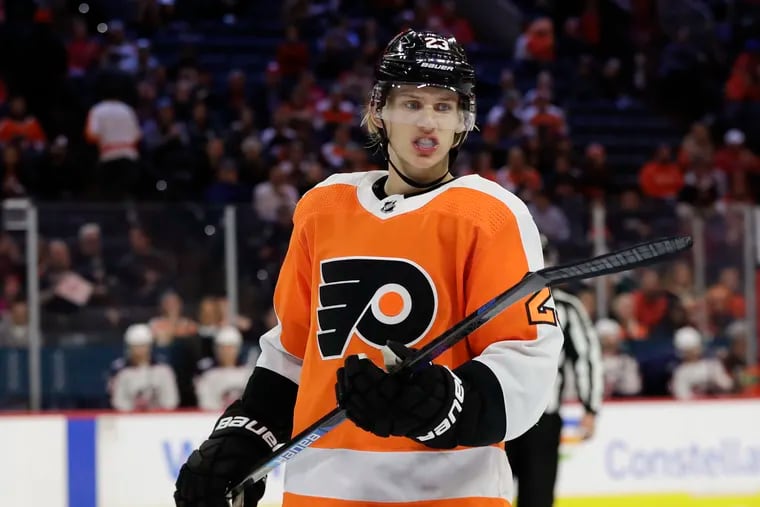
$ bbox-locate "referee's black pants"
[505,412,563,507]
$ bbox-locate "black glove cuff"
[211,400,280,451]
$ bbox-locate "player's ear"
[370,108,384,130]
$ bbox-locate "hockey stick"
[228,235,692,504]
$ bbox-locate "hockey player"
[109,323,179,411]
[194,326,250,411]
[174,29,563,507]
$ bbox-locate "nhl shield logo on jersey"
[316,257,438,359]
[380,200,397,213]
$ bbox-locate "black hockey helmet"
[371,29,476,134]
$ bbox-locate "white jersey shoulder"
[447,174,532,216]
[312,170,386,189]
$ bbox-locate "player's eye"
[403,100,421,111]
[435,102,454,112]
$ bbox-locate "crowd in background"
[0,0,759,410]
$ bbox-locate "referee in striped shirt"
[506,241,603,507]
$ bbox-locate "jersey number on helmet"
[316,257,438,359]
[526,288,558,326]
[424,36,450,50]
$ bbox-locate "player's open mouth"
[412,136,439,155]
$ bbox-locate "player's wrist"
[406,366,466,448]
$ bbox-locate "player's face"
[382,85,461,181]
[216,344,240,366]
[129,344,151,364]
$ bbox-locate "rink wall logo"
[605,439,760,480]
[163,440,194,479]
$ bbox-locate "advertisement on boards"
[95,412,286,507]
[2,399,760,507]
[0,416,68,507]
[557,400,760,505]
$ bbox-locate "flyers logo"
[525,288,558,326]
[316,257,438,359]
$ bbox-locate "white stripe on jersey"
[284,445,512,502]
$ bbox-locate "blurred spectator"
[596,318,642,398]
[101,20,138,73]
[260,110,298,159]
[253,163,299,222]
[0,274,23,315]
[39,239,91,314]
[196,296,223,341]
[109,323,179,411]
[677,155,725,211]
[276,25,311,80]
[73,223,115,306]
[714,129,751,174]
[194,326,249,410]
[495,146,542,199]
[705,281,745,338]
[599,57,627,103]
[148,290,198,346]
[0,232,22,282]
[66,17,101,77]
[514,17,555,63]
[316,16,359,79]
[321,124,359,170]
[607,188,652,247]
[36,135,79,200]
[314,85,356,132]
[724,39,760,103]
[638,144,683,200]
[467,151,498,181]
[631,268,679,339]
[719,320,751,394]
[579,142,613,200]
[122,39,160,78]
[611,292,647,340]
[678,122,714,168]
[528,190,570,244]
[218,296,253,335]
[204,158,250,205]
[0,144,28,198]
[247,203,296,285]
[224,69,250,119]
[117,226,175,304]
[238,136,269,187]
[521,90,568,145]
[85,82,142,200]
[657,27,712,120]
[0,96,47,151]
[670,326,733,400]
[662,260,697,304]
[570,54,601,102]
[142,98,192,192]
[483,91,523,145]
[0,299,29,347]
[430,1,474,44]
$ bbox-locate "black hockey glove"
[174,400,274,507]
[335,341,468,449]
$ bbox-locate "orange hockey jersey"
[256,171,563,507]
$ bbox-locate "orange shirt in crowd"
[638,161,684,199]
[0,117,46,147]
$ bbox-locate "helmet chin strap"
[379,120,450,190]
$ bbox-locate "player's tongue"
[413,136,438,155]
